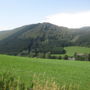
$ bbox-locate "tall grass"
[33,79,79,90]
[0,72,79,90]
[0,72,27,90]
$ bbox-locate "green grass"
[52,46,90,56]
[0,54,90,90]
[65,46,90,56]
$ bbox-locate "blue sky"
[0,0,90,30]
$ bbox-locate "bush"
[37,53,45,58]
[63,55,69,60]
[29,52,37,57]
[51,56,62,59]
[74,52,90,61]
[45,52,51,59]
[88,54,90,61]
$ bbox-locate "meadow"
[52,46,90,56]
[64,46,90,56]
[0,54,90,90]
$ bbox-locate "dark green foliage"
[50,55,62,59]
[29,52,37,57]
[88,54,90,61]
[74,52,90,61]
[45,52,51,59]
[0,23,90,56]
[57,56,62,59]
[63,55,69,60]
[72,28,90,47]
[37,52,45,58]
[0,23,70,55]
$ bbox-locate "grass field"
[65,46,90,56]
[0,54,90,90]
[52,46,90,56]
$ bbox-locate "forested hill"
[0,22,90,55]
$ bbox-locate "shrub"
[45,52,51,59]
[63,55,69,60]
[37,53,45,58]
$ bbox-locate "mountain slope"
[0,23,90,55]
[71,27,90,46]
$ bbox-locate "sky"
[0,0,90,31]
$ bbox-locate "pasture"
[52,46,90,56]
[0,54,90,90]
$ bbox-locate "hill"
[0,23,90,55]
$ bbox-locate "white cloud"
[0,27,13,31]
[45,11,90,28]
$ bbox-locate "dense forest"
[0,23,90,57]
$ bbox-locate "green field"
[52,46,90,56]
[0,54,90,90]
[65,46,90,56]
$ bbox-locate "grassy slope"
[0,55,90,90]
[65,46,90,56]
[52,46,90,56]
[0,30,16,40]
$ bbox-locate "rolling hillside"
[0,22,90,55]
